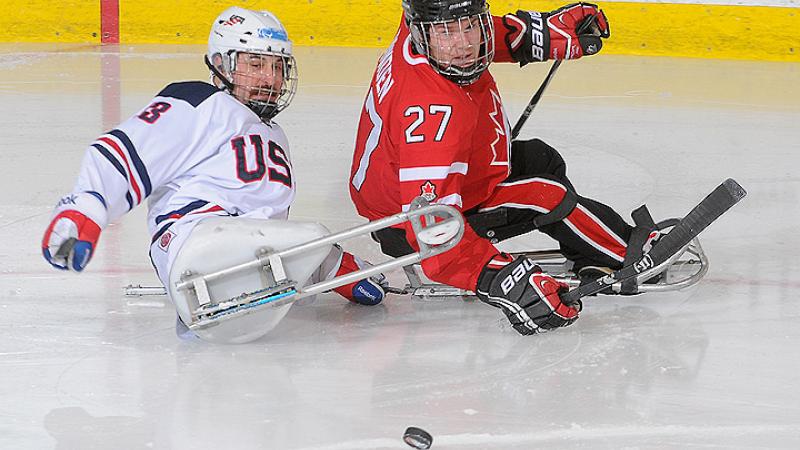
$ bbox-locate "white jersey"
[69,81,295,279]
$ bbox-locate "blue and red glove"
[42,192,107,272]
[504,2,610,65]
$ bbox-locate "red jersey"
[350,17,517,290]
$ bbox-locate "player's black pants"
[374,139,634,270]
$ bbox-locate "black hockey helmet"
[402,0,494,85]
[402,0,488,22]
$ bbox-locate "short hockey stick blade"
[561,178,746,304]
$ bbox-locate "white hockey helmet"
[207,6,298,121]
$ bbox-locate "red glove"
[503,2,610,65]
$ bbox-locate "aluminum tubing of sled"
[173,201,465,298]
[296,200,465,298]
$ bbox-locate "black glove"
[476,254,580,335]
[503,3,610,65]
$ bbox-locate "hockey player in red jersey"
[42,6,386,340]
[350,0,649,335]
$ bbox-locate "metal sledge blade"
[189,284,298,331]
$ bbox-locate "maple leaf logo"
[488,89,510,168]
[420,181,437,201]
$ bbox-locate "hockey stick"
[510,15,597,140]
[510,60,561,140]
[561,178,747,305]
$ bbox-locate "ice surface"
[1,43,799,449]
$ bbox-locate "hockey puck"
[403,426,432,449]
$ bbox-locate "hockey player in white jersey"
[41,7,386,340]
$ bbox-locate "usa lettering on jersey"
[71,81,295,246]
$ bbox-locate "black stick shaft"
[510,60,561,140]
[510,15,597,140]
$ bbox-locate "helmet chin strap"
[204,55,235,91]
[250,101,278,121]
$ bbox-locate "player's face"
[231,53,285,105]
[426,16,483,69]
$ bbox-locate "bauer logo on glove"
[476,254,580,335]
[504,2,611,64]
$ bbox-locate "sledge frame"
[124,218,709,308]
[151,198,466,330]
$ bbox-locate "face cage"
[211,51,298,121]
[409,11,494,85]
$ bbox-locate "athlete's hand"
[332,251,386,306]
[504,3,610,65]
[476,254,580,334]
[42,192,107,272]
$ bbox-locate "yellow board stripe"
[118,0,404,47]
[1,0,100,43]
[1,1,798,61]
[589,2,800,61]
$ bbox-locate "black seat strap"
[621,205,657,294]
